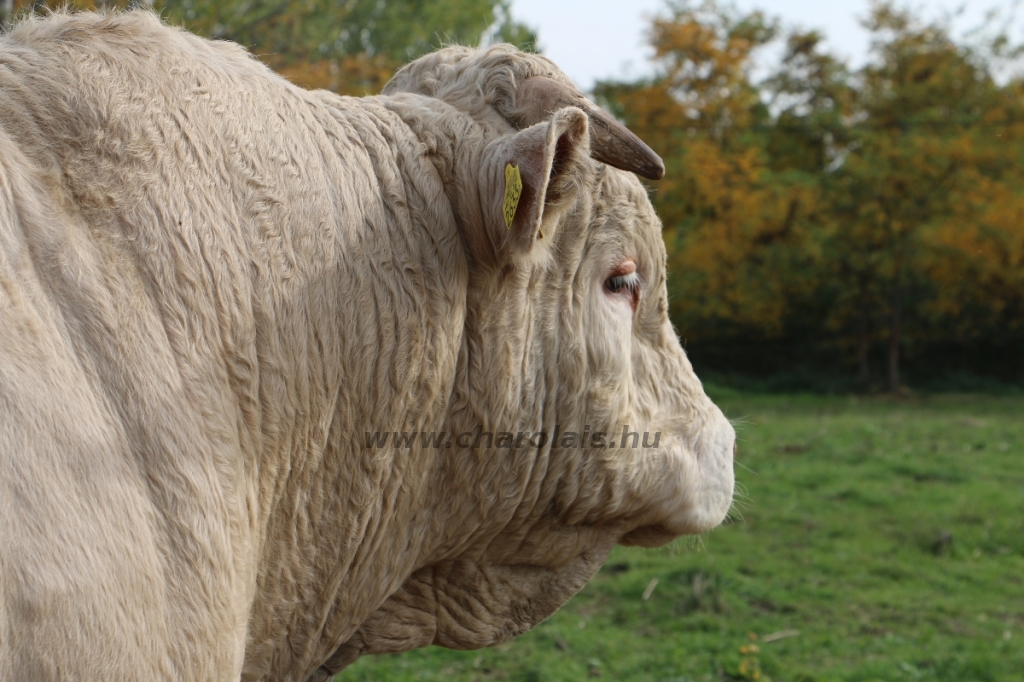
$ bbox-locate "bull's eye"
[604,262,641,312]
[605,273,639,295]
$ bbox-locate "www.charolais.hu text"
[364,426,662,449]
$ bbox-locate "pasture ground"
[339,391,1024,681]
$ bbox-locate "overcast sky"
[509,0,1020,92]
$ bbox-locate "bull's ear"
[478,106,589,259]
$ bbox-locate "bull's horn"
[512,76,665,181]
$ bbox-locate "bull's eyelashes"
[603,260,641,313]
[605,272,640,296]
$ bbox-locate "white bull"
[0,11,735,682]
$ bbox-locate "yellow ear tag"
[503,163,523,230]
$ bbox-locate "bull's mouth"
[620,523,686,547]
[617,408,736,548]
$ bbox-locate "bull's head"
[317,44,735,675]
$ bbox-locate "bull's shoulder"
[0,103,252,682]
[0,113,180,680]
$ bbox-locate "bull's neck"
[240,94,469,677]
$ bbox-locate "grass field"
[339,390,1024,681]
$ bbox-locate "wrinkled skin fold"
[0,12,735,682]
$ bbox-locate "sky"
[509,0,1020,91]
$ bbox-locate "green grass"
[339,391,1024,681]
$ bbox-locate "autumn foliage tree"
[600,0,1024,390]
[826,4,1024,390]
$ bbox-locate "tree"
[599,0,1024,390]
[827,2,1024,390]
